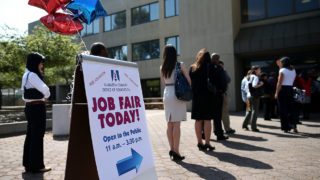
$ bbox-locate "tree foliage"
[0,25,82,89]
[0,25,27,88]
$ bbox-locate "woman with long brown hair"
[242,66,263,132]
[189,49,215,151]
[160,45,191,161]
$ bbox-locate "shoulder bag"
[248,76,264,97]
[174,62,193,101]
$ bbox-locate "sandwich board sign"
[65,54,157,180]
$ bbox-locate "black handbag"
[174,62,193,101]
[23,73,44,99]
[248,82,264,97]
[248,76,264,97]
[207,64,216,94]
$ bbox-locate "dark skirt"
[191,93,216,120]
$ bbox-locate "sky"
[0,0,47,35]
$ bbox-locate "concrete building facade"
[29,0,320,111]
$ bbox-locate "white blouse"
[21,69,50,102]
[279,68,296,86]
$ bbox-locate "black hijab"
[26,52,45,80]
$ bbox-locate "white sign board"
[81,58,156,180]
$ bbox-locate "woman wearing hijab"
[21,52,51,173]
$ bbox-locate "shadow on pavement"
[176,161,236,180]
[228,134,268,141]
[258,131,307,138]
[22,172,44,180]
[204,151,273,169]
[214,140,274,152]
[301,123,320,128]
[258,124,281,130]
[298,132,320,138]
[53,135,69,141]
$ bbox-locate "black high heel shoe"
[204,144,215,151]
[171,151,185,161]
[197,143,206,151]
[169,150,174,158]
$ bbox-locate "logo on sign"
[111,70,120,81]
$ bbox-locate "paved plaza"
[0,110,319,180]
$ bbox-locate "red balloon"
[40,13,83,35]
[28,0,70,14]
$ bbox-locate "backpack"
[174,62,193,101]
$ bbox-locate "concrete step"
[144,97,163,103]
[145,102,164,110]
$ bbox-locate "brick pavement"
[0,110,319,180]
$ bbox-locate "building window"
[295,0,320,12]
[132,2,159,25]
[104,11,126,32]
[268,0,293,17]
[81,19,100,36]
[141,79,161,98]
[107,45,127,60]
[165,36,180,55]
[132,40,160,61]
[241,0,266,22]
[241,0,320,22]
[165,0,179,17]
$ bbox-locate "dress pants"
[23,104,46,171]
[278,86,298,130]
[263,97,272,120]
[221,93,231,131]
[213,92,224,137]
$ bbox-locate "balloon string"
[70,18,89,52]
[62,8,89,52]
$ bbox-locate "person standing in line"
[22,52,51,173]
[297,71,312,120]
[268,72,278,118]
[218,61,235,134]
[241,71,251,118]
[160,45,191,161]
[275,57,299,133]
[261,73,273,121]
[242,66,264,132]
[241,71,249,105]
[210,53,229,140]
[90,42,108,57]
[189,49,216,151]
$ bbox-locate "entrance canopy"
[235,16,320,55]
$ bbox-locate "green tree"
[0,25,82,108]
[24,26,82,86]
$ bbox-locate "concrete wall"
[179,0,239,111]
[83,0,179,82]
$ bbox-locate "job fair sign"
[81,57,156,180]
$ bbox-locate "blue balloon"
[66,0,107,24]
